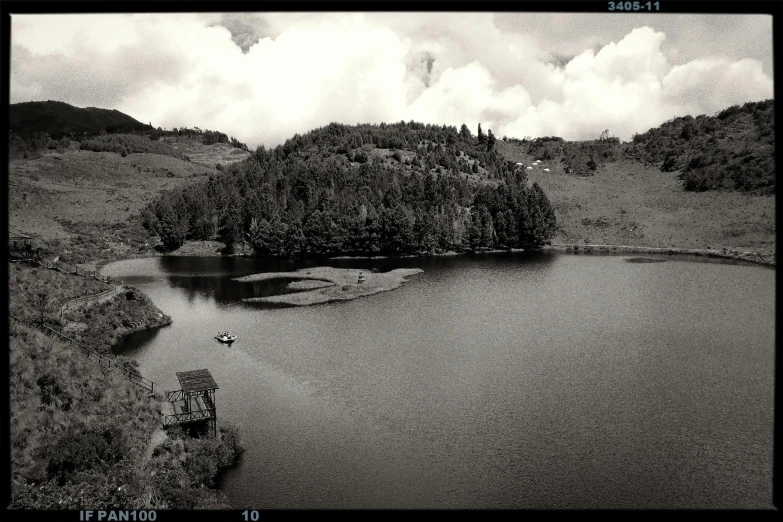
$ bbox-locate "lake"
[102,252,775,509]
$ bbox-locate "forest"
[142,121,558,256]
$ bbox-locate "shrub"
[354,150,369,163]
[44,421,129,486]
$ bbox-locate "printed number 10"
[242,511,259,521]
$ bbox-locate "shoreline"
[543,243,775,267]
[92,239,774,276]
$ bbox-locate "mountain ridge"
[10,100,152,138]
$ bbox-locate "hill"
[10,100,152,139]
[625,99,774,193]
[8,101,252,166]
[500,99,774,194]
[142,121,558,256]
[495,101,775,257]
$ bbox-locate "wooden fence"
[34,259,122,285]
[28,320,157,394]
[60,286,124,324]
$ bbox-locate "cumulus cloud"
[213,13,271,53]
[10,13,774,147]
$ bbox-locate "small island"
[234,266,423,306]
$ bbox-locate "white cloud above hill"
[11,13,773,147]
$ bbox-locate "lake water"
[103,252,775,509]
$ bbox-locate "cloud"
[10,14,774,147]
[213,13,271,53]
[662,57,773,116]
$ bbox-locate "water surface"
[104,253,775,509]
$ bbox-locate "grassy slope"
[9,320,160,507]
[496,140,775,256]
[8,141,246,508]
[9,147,217,235]
[8,145,229,271]
[8,263,242,509]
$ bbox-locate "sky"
[10,12,774,148]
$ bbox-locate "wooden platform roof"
[176,369,219,392]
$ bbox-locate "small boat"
[215,333,237,343]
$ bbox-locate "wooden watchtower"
[162,369,219,437]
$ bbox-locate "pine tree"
[494,211,508,248]
[466,210,482,251]
[486,129,496,152]
[479,206,494,248]
[380,204,414,254]
[283,221,305,257]
[477,124,486,145]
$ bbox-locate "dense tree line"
[78,134,186,159]
[152,126,250,152]
[626,99,775,193]
[142,121,557,256]
[8,131,61,158]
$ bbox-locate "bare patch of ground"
[161,137,251,167]
[234,266,423,306]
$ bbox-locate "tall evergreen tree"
[486,129,496,151]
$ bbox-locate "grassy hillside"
[8,147,220,267]
[496,135,775,256]
[8,319,242,509]
[8,261,243,509]
[10,100,152,139]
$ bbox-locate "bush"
[44,421,129,485]
[354,150,369,163]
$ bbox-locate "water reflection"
[124,252,560,308]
